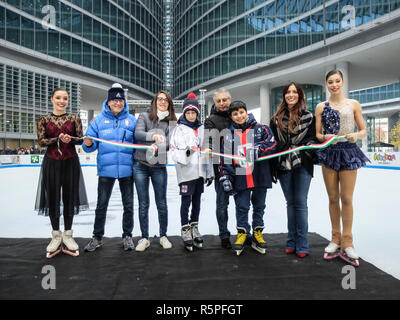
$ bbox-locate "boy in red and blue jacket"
[219,101,276,255]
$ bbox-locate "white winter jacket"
[170,122,214,185]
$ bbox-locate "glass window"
[287,22,299,52]
[71,9,82,36]
[48,29,59,58]
[110,30,117,51]
[276,28,287,54]
[35,22,47,53]
[60,3,71,32]
[246,41,255,67]
[72,38,82,65]
[21,16,34,49]
[21,0,34,15]
[92,47,101,71]
[311,11,324,43]
[83,15,92,41]
[276,0,287,25]
[326,3,339,39]
[102,24,109,48]
[299,0,311,13]
[355,0,371,26]
[60,34,71,61]
[0,6,4,40]
[299,17,311,48]
[102,50,109,74]
[83,0,92,12]
[110,55,117,77]
[93,20,101,44]
[83,43,92,68]
[6,9,20,45]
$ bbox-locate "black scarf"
[276,110,313,171]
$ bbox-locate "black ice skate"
[181,224,193,252]
[233,227,247,256]
[190,222,203,249]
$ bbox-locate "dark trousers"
[93,176,134,240]
[180,178,204,226]
[214,180,230,239]
[234,187,268,235]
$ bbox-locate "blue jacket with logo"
[83,100,136,178]
[220,113,277,192]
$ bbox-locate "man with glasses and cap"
[203,88,233,249]
[82,83,137,252]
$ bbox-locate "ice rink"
[0,164,399,280]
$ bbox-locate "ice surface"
[0,165,399,280]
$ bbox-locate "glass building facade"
[0,0,163,94]
[173,0,400,98]
[0,0,163,149]
[0,62,80,149]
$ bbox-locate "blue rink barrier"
[1,164,399,170]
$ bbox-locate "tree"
[389,121,400,148]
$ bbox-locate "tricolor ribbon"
[83,136,156,154]
[79,135,346,162]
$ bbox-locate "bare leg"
[322,165,341,246]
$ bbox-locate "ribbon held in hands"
[83,136,157,155]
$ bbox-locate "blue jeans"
[214,181,230,239]
[234,187,267,235]
[133,162,168,239]
[279,167,312,254]
[93,176,134,240]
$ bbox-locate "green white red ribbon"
[84,136,156,153]
[255,135,347,162]
[83,135,346,162]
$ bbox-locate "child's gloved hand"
[205,177,214,187]
[219,175,235,195]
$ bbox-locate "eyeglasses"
[216,98,230,103]
[157,97,168,103]
[110,99,124,104]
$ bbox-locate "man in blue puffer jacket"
[82,83,137,252]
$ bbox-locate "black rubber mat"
[1,233,399,300]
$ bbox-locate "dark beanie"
[182,92,200,115]
[107,83,125,102]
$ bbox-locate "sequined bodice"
[337,103,355,136]
[322,100,355,140]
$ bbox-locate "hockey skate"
[181,224,193,252]
[46,230,62,259]
[323,242,340,260]
[61,230,79,257]
[339,247,360,267]
[251,226,267,254]
[233,228,247,256]
[191,222,203,249]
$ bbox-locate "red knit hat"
[182,92,200,115]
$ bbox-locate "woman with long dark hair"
[270,82,317,258]
[35,88,88,258]
[133,90,177,251]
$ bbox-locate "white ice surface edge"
[0,165,399,280]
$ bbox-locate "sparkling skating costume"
[35,113,88,230]
[317,101,369,171]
